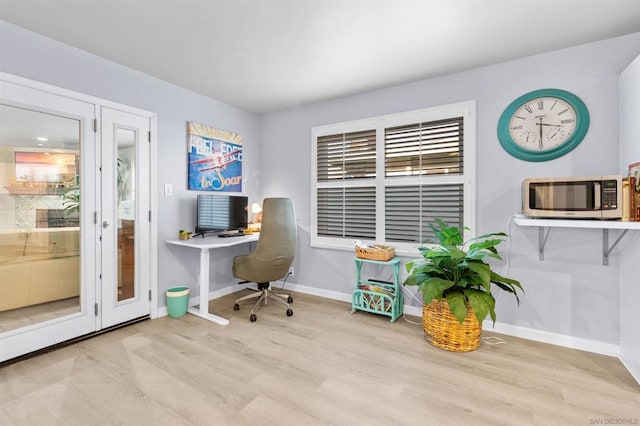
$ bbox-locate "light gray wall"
[0,20,262,300]
[619,53,640,380]
[260,33,640,345]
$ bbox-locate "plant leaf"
[491,271,524,304]
[447,247,467,260]
[403,272,429,287]
[420,277,456,304]
[465,261,491,290]
[464,288,495,324]
[468,238,503,253]
[468,232,507,243]
[405,258,426,273]
[445,291,468,323]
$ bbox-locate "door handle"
[103,221,109,229]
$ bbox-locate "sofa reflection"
[0,228,79,312]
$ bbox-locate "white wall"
[618,54,640,382]
[260,33,640,346]
[0,20,262,300]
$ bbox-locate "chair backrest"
[255,197,296,264]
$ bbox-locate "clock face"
[497,89,589,162]
[508,97,577,152]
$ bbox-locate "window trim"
[311,101,476,256]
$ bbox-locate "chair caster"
[250,314,257,322]
[233,304,240,311]
[287,296,293,303]
[286,309,293,317]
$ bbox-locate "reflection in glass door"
[0,76,98,363]
[117,128,136,302]
[0,105,82,332]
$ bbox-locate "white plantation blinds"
[385,117,463,177]
[317,187,376,238]
[312,102,474,251]
[385,184,464,243]
[317,130,377,181]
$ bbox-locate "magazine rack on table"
[352,257,403,322]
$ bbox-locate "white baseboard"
[158,281,620,359]
[276,282,352,303]
[619,355,640,385]
[282,282,621,358]
[481,320,620,357]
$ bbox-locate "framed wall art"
[187,121,242,192]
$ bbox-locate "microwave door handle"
[593,183,601,210]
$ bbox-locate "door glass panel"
[117,128,135,302]
[0,104,81,332]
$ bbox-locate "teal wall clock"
[497,88,590,162]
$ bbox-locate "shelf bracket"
[538,227,551,261]
[602,228,628,266]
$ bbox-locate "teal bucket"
[166,286,190,318]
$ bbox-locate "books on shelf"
[626,162,640,222]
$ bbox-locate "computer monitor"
[195,194,248,236]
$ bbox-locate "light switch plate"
[164,184,173,196]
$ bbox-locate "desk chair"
[232,197,296,322]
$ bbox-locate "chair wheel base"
[233,304,240,311]
[286,309,293,317]
[250,314,257,322]
[287,296,293,303]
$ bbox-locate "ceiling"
[1,1,640,114]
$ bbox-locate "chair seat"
[232,197,296,322]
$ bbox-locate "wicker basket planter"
[422,298,481,352]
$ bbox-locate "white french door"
[100,107,150,328]
[0,74,152,362]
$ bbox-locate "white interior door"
[100,107,151,328]
[0,76,98,362]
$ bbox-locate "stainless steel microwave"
[522,175,622,219]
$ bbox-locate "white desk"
[166,233,259,325]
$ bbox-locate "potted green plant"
[404,219,523,352]
[178,230,193,240]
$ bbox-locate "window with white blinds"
[312,101,475,253]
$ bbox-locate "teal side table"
[352,257,403,322]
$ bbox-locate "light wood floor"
[1,290,638,425]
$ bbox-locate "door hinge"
[149,210,152,222]
[148,131,151,143]
[94,303,98,316]
[99,273,102,279]
[93,211,97,224]
[99,235,102,242]
[149,290,152,301]
[93,118,97,133]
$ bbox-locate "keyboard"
[218,231,243,238]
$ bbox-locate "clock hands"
[538,118,543,150]
[536,119,565,150]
